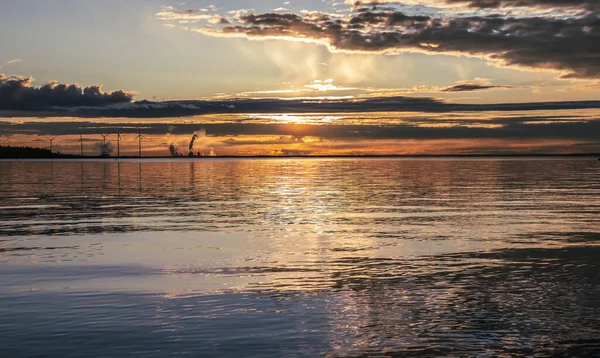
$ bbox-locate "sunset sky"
[1,0,599,155]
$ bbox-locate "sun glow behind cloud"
[3,105,600,156]
[154,1,600,83]
[245,113,343,124]
[145,1,600,110]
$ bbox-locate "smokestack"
[189,134,198,152]
[189,128,207,153]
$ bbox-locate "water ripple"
[1,158,599,357]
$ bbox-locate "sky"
[1,0,600,156]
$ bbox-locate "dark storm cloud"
[0,75,134,110]
[442,84,510,92]
[209,9,600,79]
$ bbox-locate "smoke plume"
[189,128,207,152]
[95,140,114,156]
[169,144,181,157]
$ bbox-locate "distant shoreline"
[2,154,600,160]
[1,145,599,160]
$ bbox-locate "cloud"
[444,0,600,12]
[0,74,135,110]
[6,59,22,64]
[154,8,230,24]
[186,8,600,79]
[443,84,503,92]
[443,79,511,92]
[3,119,600,142]
[66,97,600,118]
[2,93,600,117]
[345,0,599,12]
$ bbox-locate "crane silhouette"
[135,128,145,157]
[44,137,57,153]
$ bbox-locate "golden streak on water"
[0,158,599,357]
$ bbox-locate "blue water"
[1,158,599,357]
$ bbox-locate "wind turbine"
[116,132,123,158]
[44,137,57,153]
[77,133,84,156]
[100,133,110,146]
[100,133,110,157]
[135,128,145,158]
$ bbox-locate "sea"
[1,158,599,357]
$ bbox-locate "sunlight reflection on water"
[1,158,600,357]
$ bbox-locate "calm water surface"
[1,158,599,357]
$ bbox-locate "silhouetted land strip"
[0,146,79,159]
[2,146,599,159]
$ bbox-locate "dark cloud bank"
[2,119,600,143]
[57,98,600,117]
[0,75,134,110]
[442,83,511,92]
[3,97,600,118]
[1,74,599,118]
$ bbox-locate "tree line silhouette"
[0,145,78,159]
